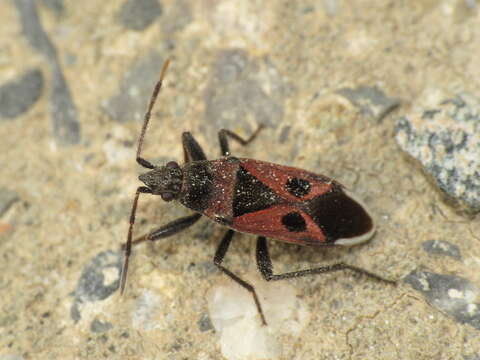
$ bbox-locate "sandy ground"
[1,1,479,359]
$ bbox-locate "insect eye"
[161,192,175,201]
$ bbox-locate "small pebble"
[337,85,400,122]
[0,188,19,216]
[70,251,122,322]
[421,240,461,260]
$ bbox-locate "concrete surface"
[1,1,479,359]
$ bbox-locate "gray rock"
[337,85,400,122]
[14,0,80,145]
[395,93,480,214]
[90,318,113,333]
[421,240,461,260]
[50,63,81,145]
[197,313,213,332]
[70,251,122,322]
[118,0,163,31]
[14,0,56,59]
[405,270,480,330]
[0,188,19,216]
[204,50,285,137]
[40,0,64,16]
[0,69,43,119]
[103,52,164,123]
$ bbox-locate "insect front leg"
[128,213,203,247]
[120,212,202,294]
[256,237,397,285]
[120,194,202,295]
[120,186,152,294]
[182,132,207,162]
[218,125,265,157]
[214,230,268,325]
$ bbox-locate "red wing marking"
[239,159,337,202]
[232,204,328,246]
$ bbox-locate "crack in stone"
[345,292,421,360]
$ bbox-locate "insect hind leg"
[218,124,265,157]
[256,237,397,284]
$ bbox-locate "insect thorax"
[179,161,215,212]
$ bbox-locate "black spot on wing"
[281,212,307,232]
[306,189,373,242]
[233,166,281,217]
[180,162,213,212]
[286,177,311,197]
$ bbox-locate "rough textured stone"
[405,270,480,330]
[395,93,480,214]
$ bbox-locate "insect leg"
[256,237,396,285]
[218,124,265,156]
[135,59,171,169]
[214,230,268,325]
[120,186,152,294]
[121,211,201,294]
[127,213,202,247]
[182,132,207,163]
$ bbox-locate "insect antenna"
[120,59,171,295]
[136,59,171,169]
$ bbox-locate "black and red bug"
[120,59,395,325]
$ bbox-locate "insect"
[120,59,395,325]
